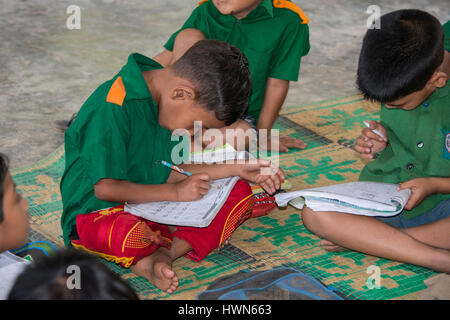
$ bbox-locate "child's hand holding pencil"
[173,173,212,202]
[356,121,389,159]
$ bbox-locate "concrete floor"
[1,0,449,168]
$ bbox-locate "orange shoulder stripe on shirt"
[106,76,126,106]
[273,0,310,24]
[198,0,208,6]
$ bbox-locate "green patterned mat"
[11,95,436,300]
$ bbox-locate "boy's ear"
[428,71,448,88]
[171,86,196,101]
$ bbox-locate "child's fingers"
[279,144,289,153]
[355,136,374,154]
[280,136,307,150]
[361,153,374,159]
[196,173,211,181]
[397,180,415,191]
[193,173,211,193]
[404,195,418,211]
[370,121,388,140]
[362,128,385,142]
[269,173,281,190]
[262,177,276,195]
[198,181,211,193]
[276,167,285,182]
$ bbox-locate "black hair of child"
[172,39,252,126]
[7,249,139,300]
[357,9,444,103]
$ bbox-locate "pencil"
[363,121,385,139]
[160,160,217,189]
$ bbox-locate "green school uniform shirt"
[444,20,450,52]
[164,0,310,120]
[60,53,179,247]
[359,81,450,220]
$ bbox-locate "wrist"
[166,183,180,202]
[429,177,450,194]
[232,163,243,178]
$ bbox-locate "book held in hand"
[275,181,411,217]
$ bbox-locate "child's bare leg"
[402,217,450,250]
[130,236,192,294]
[320,239,346,252]
[301,207,450,273]
[320,216,450,252]
[171,28,206,64]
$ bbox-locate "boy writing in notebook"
[153,0,311,152]
[60,40,284,293]
[302,10,450,272]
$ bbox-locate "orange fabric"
[198,0,208,6]
[106,76,126,106]
[272,0,310,24]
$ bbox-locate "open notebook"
[275,182,411,217]
[125,176,240,228]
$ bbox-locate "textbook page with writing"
[125,176,240,227]
[275,182,411,217]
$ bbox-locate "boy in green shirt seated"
[153,0,311,152]
[301,10,450,273]
[60,39,284,293]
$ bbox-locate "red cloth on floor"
[250,192,277,218]
[71,179,254,267]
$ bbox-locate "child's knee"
[301,207,333,238]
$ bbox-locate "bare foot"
[131,248,179,294]
[320,239,347,252]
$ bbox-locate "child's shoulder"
[69,77,128,132]
[272,0,310,24]
[79,77,126,113]
[197,0,309,25]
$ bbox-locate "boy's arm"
[398,177,450,210]
[256,78,289,131]
[257,78,307,152]
[432,178,450,194]
[95,160,285,204]
[94,172,212,203]
[153,50,173,67]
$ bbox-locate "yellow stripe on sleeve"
[273,0,310,24]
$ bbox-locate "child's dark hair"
[172,39,252,126]
[0,153,8,223]
[8,249,139,300]
[357,9,444,103]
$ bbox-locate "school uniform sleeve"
[268,18,310,81]
[444,20,450,52]
[164,6,207,52]
[77,102,130,186]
